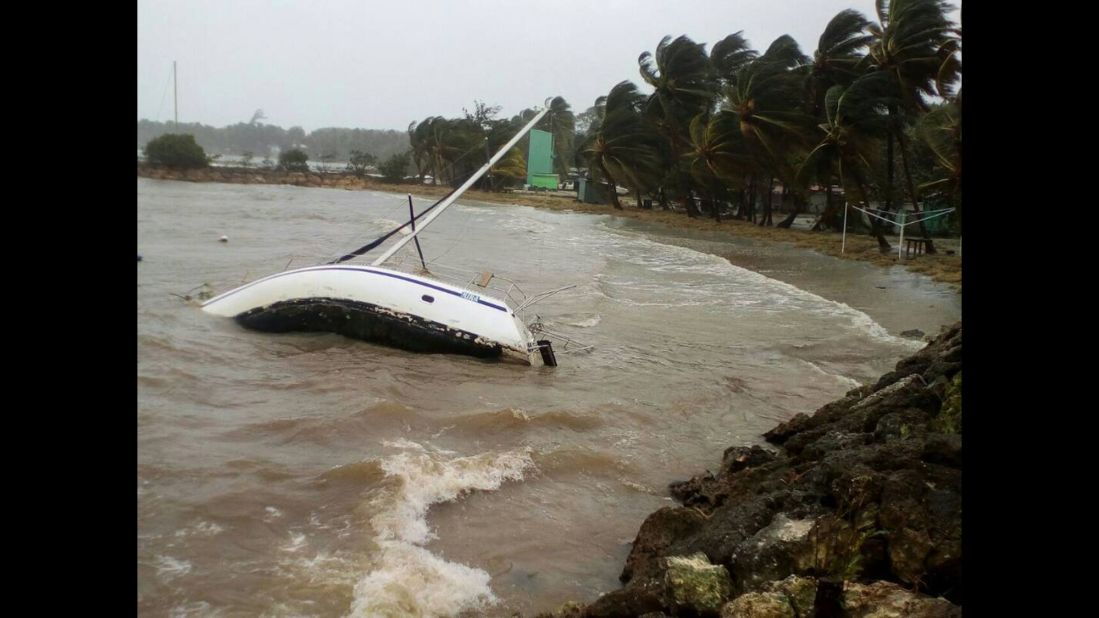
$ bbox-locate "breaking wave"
[348,441,533,617]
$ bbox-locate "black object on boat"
[537,340,557,366]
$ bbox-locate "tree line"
[137,118,410,162]
[140,1,960,251]
[405,99,576,191]
[406,0,961,252]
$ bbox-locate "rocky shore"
[543,323,962,618]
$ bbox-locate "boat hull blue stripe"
[207,266,509,312]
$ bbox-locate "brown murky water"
[137,178,959,616]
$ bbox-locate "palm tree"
[720,35,812,225]
[807,10,874,119]
[915,101,960,206]
[489,147,528,189]
[639,35,719,216]
[640,35,718,127]
[916,23,961,199]
[865,0,957,252]
[684,111,753,221]
[799,71,898,251]
[537,96,576,182]
[934,26,961,103]
[407,117,455,185]
[440,117,490,187]
[802,9,874,229]
[408,120,427,182]
[703,31,756,218]
[408,116,494,187]
[582,81,663,209]
[917,25,960,216]
[710,31,757,88]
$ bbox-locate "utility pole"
[173,61,178,126]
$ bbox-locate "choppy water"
[137,178,958,616]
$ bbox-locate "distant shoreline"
[137,164,961,291]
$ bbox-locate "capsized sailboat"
[201,103,584,366]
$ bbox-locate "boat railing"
[527,316,594,356]
[385,257,531,309]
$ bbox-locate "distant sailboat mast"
[173,60,178,126]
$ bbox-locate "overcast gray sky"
[137,0,961,132]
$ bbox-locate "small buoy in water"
[219,235,229,243]
[137,254,143,262]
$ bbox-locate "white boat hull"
[201,265,537,364]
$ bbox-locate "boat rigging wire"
[331,105,550,266]
[325,136,496,265]
[326,185,458,264]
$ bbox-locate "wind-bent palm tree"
[408,120,430,183]
[408,116,489,187]
[711,31,757,88]
[408,117,457,185]
[490,147,527,189]
[865,0,957,253]
[915,101,960,205]
[536,96,576,182]
[684,111,753,221]
[799,71,898,251]
[720,35,812,225]
[582,81,663,209]
[708,32,757,219]
[807,10,874,119]
[917,21,961,183]
[639,35,718,216]
[441,117,491,187]
[934,26,961,103]
[917,25,960,212]
[803,9,874,229]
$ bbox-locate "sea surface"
[137,178,959,616]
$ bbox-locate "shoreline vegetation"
[139,4,962,614]
[140,3,962,293]
[137,164,961,291]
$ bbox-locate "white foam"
[350,543,496,617]
[800,360,864,390]
[173,520,224,538]
[169,601,221,618]
[598,232,923,349]
[280,531,308,553]
[155,555,193,582]
[295,551,357,581]
[620,478,658,495]
[566,314,602,328]
[372,446,532,545]
[380,437,428,452]
[349,443,534,617]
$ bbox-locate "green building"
[526,129,558,189]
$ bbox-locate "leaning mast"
[370,105,550,266]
